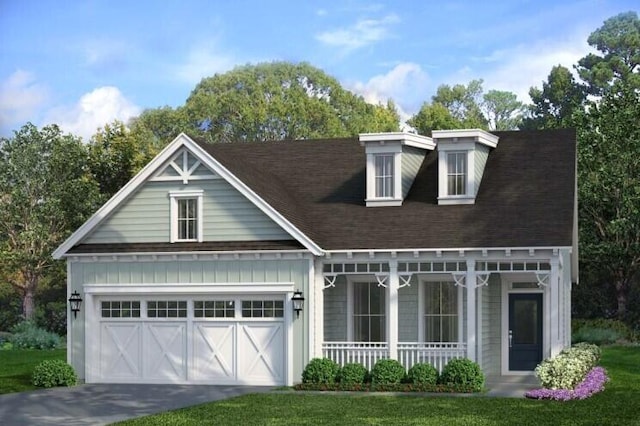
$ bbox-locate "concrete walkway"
[0,384,272,426]
[485,375,540,397]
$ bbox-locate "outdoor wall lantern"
[68,291,83,319]
[291,290,305,318]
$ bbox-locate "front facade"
[54,129,577,385]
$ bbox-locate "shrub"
[0,331,12,345]
[32,360,77,388]
[370,359,406,385]
[9,321,62,349]
[535,343,600,390]
[338,363,368,385]
[439,358,484,392]
[301,358,340,384]
[526,367,609,401]
[572,327,622,345]
[406,362,439,385]
[572,318,636,342]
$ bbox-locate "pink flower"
[525,367,609,401]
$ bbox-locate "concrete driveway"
[0,383,272,426]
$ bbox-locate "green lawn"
[0,349,66,394]
[115,346,640,426]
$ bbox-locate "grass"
[0,349,66,394]
[114,346,640,426]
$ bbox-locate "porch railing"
[322,341,466,372]
[398,342,467,372]
[322,342,389,370]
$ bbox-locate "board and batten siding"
[323,276,347,341]
[82,180,291,244]
[68,258,309,382]
[401,146,427,198]
[398,277,419,341]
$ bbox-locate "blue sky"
[0,0,636,139]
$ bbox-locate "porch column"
[465,259,477,361]
[387,260,399,360]
[549,259,560,356]
[313,258,324,358]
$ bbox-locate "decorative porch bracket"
[475,273,490,288]
[322,274,337,290]
[398,274,412,289]
[535,272,550,287]
[375,274,389,288]
[451,272,466,287]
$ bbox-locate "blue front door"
[508,293,543,371]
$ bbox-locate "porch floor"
[485,375,540,398]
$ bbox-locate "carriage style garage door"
[94,295,286,385]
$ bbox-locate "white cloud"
[0,70,49,132]
[453,33,594,103]
[316,14,400,53]
[44,86,141,140]
[349,62,430,121]
[174,45,237,85]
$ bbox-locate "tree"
[128,106,190,147]
[577,11,640,96]
[521,65,586,130]
[88,120,163,199]
[0,123,100,320]
[184,61,399,142]
[578,83,640,319]
[407,102,465,135]
[431,79,488,129]
[482,90,524,130]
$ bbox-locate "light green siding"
[474,144,490,196]
[398,276,419,341]
[401,146,426,198]
[323,276,347,341]
[82,180,291,244]
[68,258,310,381]
[481,273,501,376]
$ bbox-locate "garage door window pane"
[147,300,187,318]
[242,300,284,318]
[194,300,235,318]
[101,301,140,318]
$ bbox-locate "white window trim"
[365,146,402,207]
[418,275,463,344]
[437,142,476,205]
[347,275,387,342]
[169,190,204,243]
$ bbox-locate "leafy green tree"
[482,90,523,130]
[128,106,190,147]
[407,102,465,135]
[431,79,488,129]
[578,83,640,319]
[88,120,163,199]
[577,11,640,96]
[521,65,586,130]
[0,123,100,320]
[184,61,399,142]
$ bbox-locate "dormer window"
[360,132,435,207]
[375,154,395,198]
[447,152,467,196]
[433,129,499,205]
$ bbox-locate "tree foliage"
[482,89,524,130]
[184,61,399,142]
[0,123,100,320]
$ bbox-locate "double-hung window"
[374,154,394,198]
[170,190,203,242]
[352,282,386,342]
[447,152,467,196]
[424,281,458,342]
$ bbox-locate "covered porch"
[313,251,571,375]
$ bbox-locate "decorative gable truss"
[151,148,218,184]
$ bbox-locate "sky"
[0,0,636,139]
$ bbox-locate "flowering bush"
[525,367,609,401]
[535,343,600,389]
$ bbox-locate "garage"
[86,289,290,386]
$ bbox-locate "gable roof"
[194,129,576,251]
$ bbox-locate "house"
[53,128,577,386]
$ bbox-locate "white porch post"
[550,259,560,357]
[465,259,477,361]
[313,257,324,358]
[388,260,399,360]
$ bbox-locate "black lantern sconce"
[291,290,305,318]
[68,291,83,319]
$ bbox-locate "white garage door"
[96,297,285,385]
